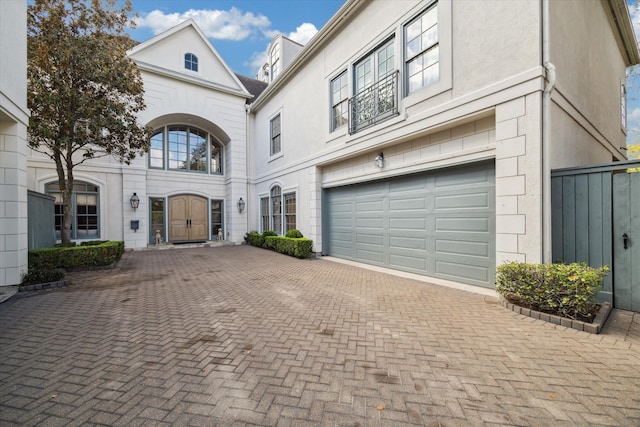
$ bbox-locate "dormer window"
[185,53,198,72]
[270,44,280,81]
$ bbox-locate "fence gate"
[552,160,640,311]
[613,171,640,311]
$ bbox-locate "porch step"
[144,241,237,251]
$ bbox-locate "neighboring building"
[20,0,639,291]
[0,0,29,286]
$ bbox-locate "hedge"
[245,231,313,259]
[496,262,609,321]
[29,240,125,270]
[264,236,313,258]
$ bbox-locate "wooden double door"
[169,195,208,242]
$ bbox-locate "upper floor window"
[149,125,223,175]
[46,181,99,240]
[270,114,281,156]
[260,186,297,234]
[185,53,198,72]
[331,71,348,131]
[405,3,439,94]
[271,43,281,81]
[349,38,398,134]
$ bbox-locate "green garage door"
[325,161,496,288]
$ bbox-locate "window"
[150,198,165,244]
[331,71,349,131]
[149,126,223,175]
[284,193,296,232]
[260,197,269,232]
[405,3,439,94]
[211,200,224,240]
[350,38,398,133]
[185,53,198,72]
[270,114,281,156]
[260,187,297,234]
[271,186,282,235]
[46,181,99,240]
[622,83,627,130]
[271,43,280,81]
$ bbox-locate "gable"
[128,21,249,97]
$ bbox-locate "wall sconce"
[375,152,384,169]
[237,197,246,213]
[130,193,140,210]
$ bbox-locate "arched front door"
[168,195,208,242]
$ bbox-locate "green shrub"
[29,240,125,270]
[264,236,313,258]
[285,229,303,238]
[245,231,265,247]
[79,240,110,246]
[55,242,77,248]
[262,230,277,238]
[21,267,65,285]
[496,262,609,321]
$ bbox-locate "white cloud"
[286,23,319,45]
[134,7,271,41]
[628,107,640,134]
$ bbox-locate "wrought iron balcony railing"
[348,70,399,134]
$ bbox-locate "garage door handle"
[623,233,629,250]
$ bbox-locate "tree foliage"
[27,0,150,243]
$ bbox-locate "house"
[0,0,29,287]
[20,0,639,291]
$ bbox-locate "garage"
[324,161,496,288]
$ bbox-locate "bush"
[21,267,65,285]
[285,229,303,238]
[79,240,110,246]
[496,262,609,321]
[29,240,125,270]
[245,231,265,247]
[264,236,313,258]
[262,230,277,238]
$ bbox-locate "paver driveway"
[1,246,639,426]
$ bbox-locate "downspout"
[245,104,251,239]
[541,0,556,263]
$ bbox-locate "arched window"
[185,53,198,72]
[45,181,99,240]
[148,126,223,175]
[270,186,282,234]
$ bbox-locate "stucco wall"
[549,0,629,165]
[0,0,29,286]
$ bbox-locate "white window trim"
[268,110,284,161]
[402,0,452,103]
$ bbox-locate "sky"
[626,0,640,145]
[126,0,345,79]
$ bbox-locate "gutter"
[541,0,556,264]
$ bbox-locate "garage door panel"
[325,160,495,288]
[390,253,428,270]
[389,235,427,250]
[389,218,426,230]
[356,233,383,245]
[435,217,490,233]
[435,192,490,210]
[436,260,490,284]
[389,197,426,210]
[356,248,384,263]
[436,239,490,258]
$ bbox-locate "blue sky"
[127,0,345,78]
[626,0,640,145]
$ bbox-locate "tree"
[27,0,150,243]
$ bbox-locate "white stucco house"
[16,0,640,290]
[0,0,29,287]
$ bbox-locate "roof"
[235,73,268,104]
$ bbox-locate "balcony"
[348,70,399,135]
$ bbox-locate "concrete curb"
[500,296,612,334]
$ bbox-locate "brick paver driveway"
[1,246,639,426]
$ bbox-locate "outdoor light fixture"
[375,152,384,169]
[130,193,140,210]
[237,197,246,213]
